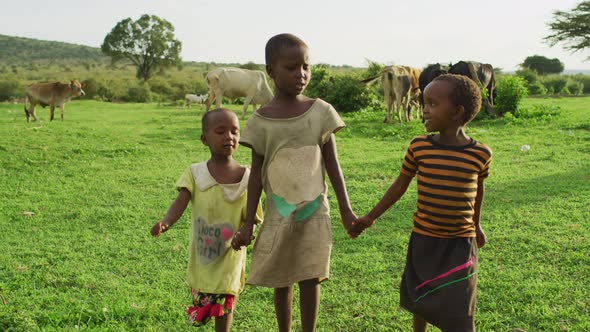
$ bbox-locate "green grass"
[1,98,588,331]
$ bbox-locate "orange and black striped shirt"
[400,135,492,238]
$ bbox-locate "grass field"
[1,98,588,331]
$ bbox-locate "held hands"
[231,223,255,250]
[348,215,375,238]
[340,210,362,239]
[150,221,170,237]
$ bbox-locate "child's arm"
[322,134,359,237]
[231,150,263,250]
[150,188,191,237]
[473,178,486,248]
[355,173,413,228]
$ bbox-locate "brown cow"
[24,80,85,122]
[400,66,423,120]
[362,66,413,123]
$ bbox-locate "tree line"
[1,2,588,110]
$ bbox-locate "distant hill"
[0,34,107,65]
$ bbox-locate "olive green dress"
[240,99,345,287]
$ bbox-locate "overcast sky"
[1,0,588,71]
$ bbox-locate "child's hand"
[340,210,362,239]
[150,221,170,237]
[476,226,486,248]
[353,215,375,232]
[231,223,255,250]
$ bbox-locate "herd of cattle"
[22,61,496,123]
[362,61,496,123]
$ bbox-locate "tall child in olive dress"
[231,33,359,332]
[355,74,492,331]
[151,108,262,332]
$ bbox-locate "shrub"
[560,86,571,95]
[148,77,173,100]
[514,104,561,120]
[324,75,378,113]
[527,81,548,95]
[0,77,23,101]
[81,78,103,100]
[541,75,568,94]
[495,76,528,116]
[516,68,539,84]
[239,62,262,71]
[92,79,130,102]
[306,65,331,99]
[306,66,378,113]
[565,80,584,95]
[571,74,590,94]
[515,68,547,95]
[124,82,152,102]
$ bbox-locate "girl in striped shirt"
[355,74,492,332]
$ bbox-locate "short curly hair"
[432,74,482,124]
[265,33,308,66]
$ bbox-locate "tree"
[520,55,564,75]
[545,2,590,59]
[101,14,182,81]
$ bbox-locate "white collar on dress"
[190,162,249,203]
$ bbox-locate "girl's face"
[201,111,240,157]
[422,80,459,132]
[268,45,311,96]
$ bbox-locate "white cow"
[183,93,208,109]
[205,68,273,119]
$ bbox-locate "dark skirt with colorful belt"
[400,232,478,331]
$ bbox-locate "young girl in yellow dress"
[151,108,262,331]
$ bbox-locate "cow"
[205,68,273,119]
[419,63,449,107]
[401,66,423,120]
[183,93,208,109]
[362,66,412,123]
[24,80,85,122]
[449,61,497,116]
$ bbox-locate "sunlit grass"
[1,98,588,331]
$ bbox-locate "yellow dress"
[176,162,262,295]
[240,99,345,287]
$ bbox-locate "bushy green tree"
[495,76,528,116]
[520,55,564,75]
[101,14,182,81]
[545,1,590,59]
